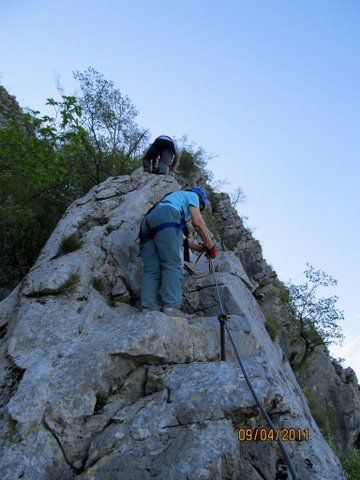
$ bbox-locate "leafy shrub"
[287,265,344,368]
[105,224,116,234]
[0,69,148,298]
[92,276,104,293]
[107,298,117,307]
[202,209,222,242]
[265,316,282,341]
[340,449,360,480]
[278,285,291,304]
[303,390,336,443]
[305,388,360,480]
[175,137,213,185]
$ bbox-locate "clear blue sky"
[1,0,359,375]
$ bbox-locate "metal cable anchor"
[218,313,228,361]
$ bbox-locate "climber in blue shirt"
[139,187,218,316]
[143,135,180,175]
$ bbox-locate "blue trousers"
[140,205,183,310]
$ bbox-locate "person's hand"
[200,242,208,252]
[206,245,218,259]
[188,242,205,253]
[190,242,207,253]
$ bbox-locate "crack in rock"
[43,418,78,474]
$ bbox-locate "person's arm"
[189,206,213,249]
[188,240,204,252]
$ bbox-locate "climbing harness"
[209,257,300,480]
[139,217,187,243]
[139,193,190,261]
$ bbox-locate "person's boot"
[162,307,194,319]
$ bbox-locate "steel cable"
[209,258,300,480]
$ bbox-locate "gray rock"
[0,171,348,479]
[210,191,276,285]
[297,348,360,451]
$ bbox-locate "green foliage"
[304,389,360,479]
[72,67,148,187]
[0,69,149,296]
[0,101,84,290]
[105,224,117,234]
[341,449,360,480]
[92,276,105,293]
[107,298,117,307]
[55,273,80,293]
[278,285,291,304]
[184,355,192,364]
[287,264,344,367]
[292,356,308,372]
[23,273,80,298]
[303,390,336,442]
[264,315,282,341]
[175,137,213,184]
[261,289,278,302]
[177,150,195,178]
[261,285,290,306]
[59,233,82,254]
[202,208,222,241]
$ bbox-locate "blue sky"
[1,0,359,375]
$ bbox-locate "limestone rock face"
[210,191,276,289]
[297,348,360,451]
[0,171,347,479]
[211,190,360,453]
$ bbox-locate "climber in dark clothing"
[143,135,180,175]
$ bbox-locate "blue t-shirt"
[159,191,200,222]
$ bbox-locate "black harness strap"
[183,226,190,262]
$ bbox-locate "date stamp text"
[237,428,309,442]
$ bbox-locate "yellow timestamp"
[237,428,309,442]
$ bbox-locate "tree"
[72,67,149,185]
[287,264,345,367]
[175,136,214,184]
[0,69,150,295]
[0,96,85,291]
[230,187,246,208]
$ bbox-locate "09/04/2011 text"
[238,428,309,442]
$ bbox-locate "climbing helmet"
[189,187,207,210]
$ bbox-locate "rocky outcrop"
[297,349,360,451]
[210,190,360,455]
[210,191,276,289]
[0,170,348,479]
